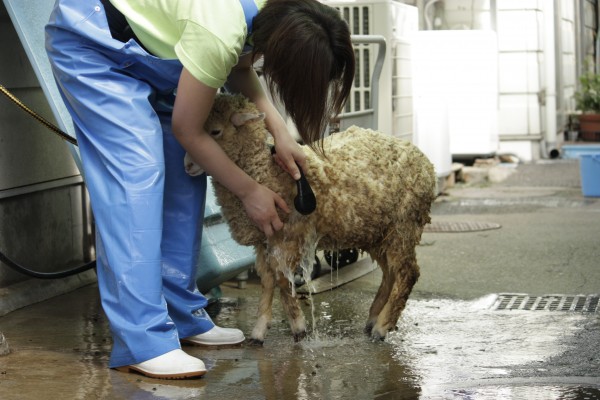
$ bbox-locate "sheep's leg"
[371,247,420,341]
[365,252,393,335]
[271,242,310,341]
[277,274,307,342]
[269,235,315,341]
[249,247,276,346]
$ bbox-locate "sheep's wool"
[207,94,436,254]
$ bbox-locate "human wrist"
[232,176,260,202]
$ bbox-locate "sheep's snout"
[184,152,205,176]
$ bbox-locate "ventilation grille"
[491,293,599,313]
[424,221,501,233]
[335,5,373,114]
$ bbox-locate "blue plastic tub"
[562,144,600,159]
[580,153,600,197]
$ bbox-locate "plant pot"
[578,113,600,141]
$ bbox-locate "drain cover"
[424,221,501,233]
[491,293,600,313]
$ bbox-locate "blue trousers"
[45,0,214,368]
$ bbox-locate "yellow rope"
[0,83,78,145]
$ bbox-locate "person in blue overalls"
[45,0,354,379]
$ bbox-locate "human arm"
[172,68,289,237]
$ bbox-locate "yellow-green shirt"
[109,0,265,88]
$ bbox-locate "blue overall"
[45,0,258,368]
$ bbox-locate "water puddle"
[223,293,599,399]
[5,281,598,399]
[93,292,600,399]
[388,296,599,398]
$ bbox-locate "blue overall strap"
[239,0,258,34]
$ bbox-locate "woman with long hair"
[46,0,354,379]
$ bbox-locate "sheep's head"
[206,94,266,159]
[184,94,267,176]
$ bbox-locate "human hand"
[272,134,307,181]
[241,183,290,237]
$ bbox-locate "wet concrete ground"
[1,159,600,399]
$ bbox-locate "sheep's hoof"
[370,330,387,342]
[370,334,386,342]
[293,331,307,342]
[364,321,374,335]
[246,338,265,347]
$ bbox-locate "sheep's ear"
[231,112,266,127]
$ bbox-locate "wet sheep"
[185,93,437,344]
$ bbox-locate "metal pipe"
[597,0,600,74]
[499,134,544,141]
[0,176,84,200]
[424,0,440,30]
[349,34,386,131]
[543,0,558,158]
[490,0,497,32]
[576,0,585,77]
[554,0,565,140]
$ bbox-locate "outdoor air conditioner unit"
[322,0,418,141]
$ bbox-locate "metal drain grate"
[424,221,501,233]
[491,293,600,313]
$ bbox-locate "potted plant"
[574,70,600,141]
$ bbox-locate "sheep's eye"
[210,129,222,137]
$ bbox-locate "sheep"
[185,93,437,344]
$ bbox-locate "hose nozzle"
[270,146,316,215]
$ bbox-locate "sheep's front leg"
[249,247,276,346]
[277,274,306,342]
[270,241,309,342]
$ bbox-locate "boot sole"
[115,365,206,380]
[180,338,244,349]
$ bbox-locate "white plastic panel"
[412,30,499,158]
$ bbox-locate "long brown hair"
[252,0,355,152]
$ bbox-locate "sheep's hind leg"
[371,248,420,341]
[249,248,276,346]
[365,252,393,335]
